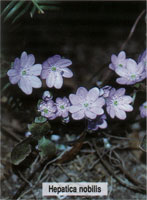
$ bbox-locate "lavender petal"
[72,110,85,120]
[46,71,55,88]
[18,77,32,95]
[54,72,63,89]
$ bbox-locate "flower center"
[43,108,48,113]
[114,100,118,106]
[22,70,27,75]
[60,105,65,110]
[144,105,147,109]
[119,64,123,67]
[131,74,136,79]
[51,66,56,71]
[84,103,89,107]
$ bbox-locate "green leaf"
[0,68,8,78]
[11,139,31,165]
[28,121,51,139]
[4,1,25,22]
[35,116,47,124]
[12,2,32,24]
[132,91,137,105]
[1,1,16,17]
[38,136,56,158]
[32,0,44,14]
[139,135,147,152]
[30,5,37,18]
[37,1,60,5]
[11,62,14,68]
[39,5,59,11]
[1,82,11,93]
[134,83,140,88]
[37,99,43,107]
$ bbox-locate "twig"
[39,166,57,183]
[1,126,22,142]
[107,176,113,200]
[36,157,59,183]
[30,155,40,174]
[12,157,57,199]
[17,188,32,200]
[92,139,146,194]
[102,132,134,141]
[108,149,121,168]
[121,9,145,50]
[57,164,74,181]
[17,171,37,200]
[88,148,108,170]
[112,150,146,188]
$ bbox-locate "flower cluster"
[38,85,134,132]
[7,52,73,95]
[38,91,70,121]
[7,49,146,134]
[109,50,146,85]
[38,87,106,122]
[105,88,133,120]
[69,87,105,120]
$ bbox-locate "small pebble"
[51,134,60,141]
[25,131,31,137]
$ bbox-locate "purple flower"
[109,51,127,71]
[138,50,147,78]
[62,116,70,123]
[38,99,57,120]
[42,90,53,101]
[69,87,105,120]
[138,49,147,65]
[7,51,42,95]
[41,55,73,89]
[99,85,112,98]
[56,97,70,118]
[115,59,146,85]
[139,101,147,118]
[106,88,133,120]
[88,114,107,131]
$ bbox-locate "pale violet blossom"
[56,97,70,118]
[138,49,147,78]
[99,85,112,98]
[41,55,73,89]
[7,51,42,95]
[88,114,107,131]
[106,88,133,120]
[138,49,147,66]
[69,87,105,120]
[42,90,53,101]
[109,51,127,71]
[116,58,146,85]
[38,99,57,120]
[139,101,147,118]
